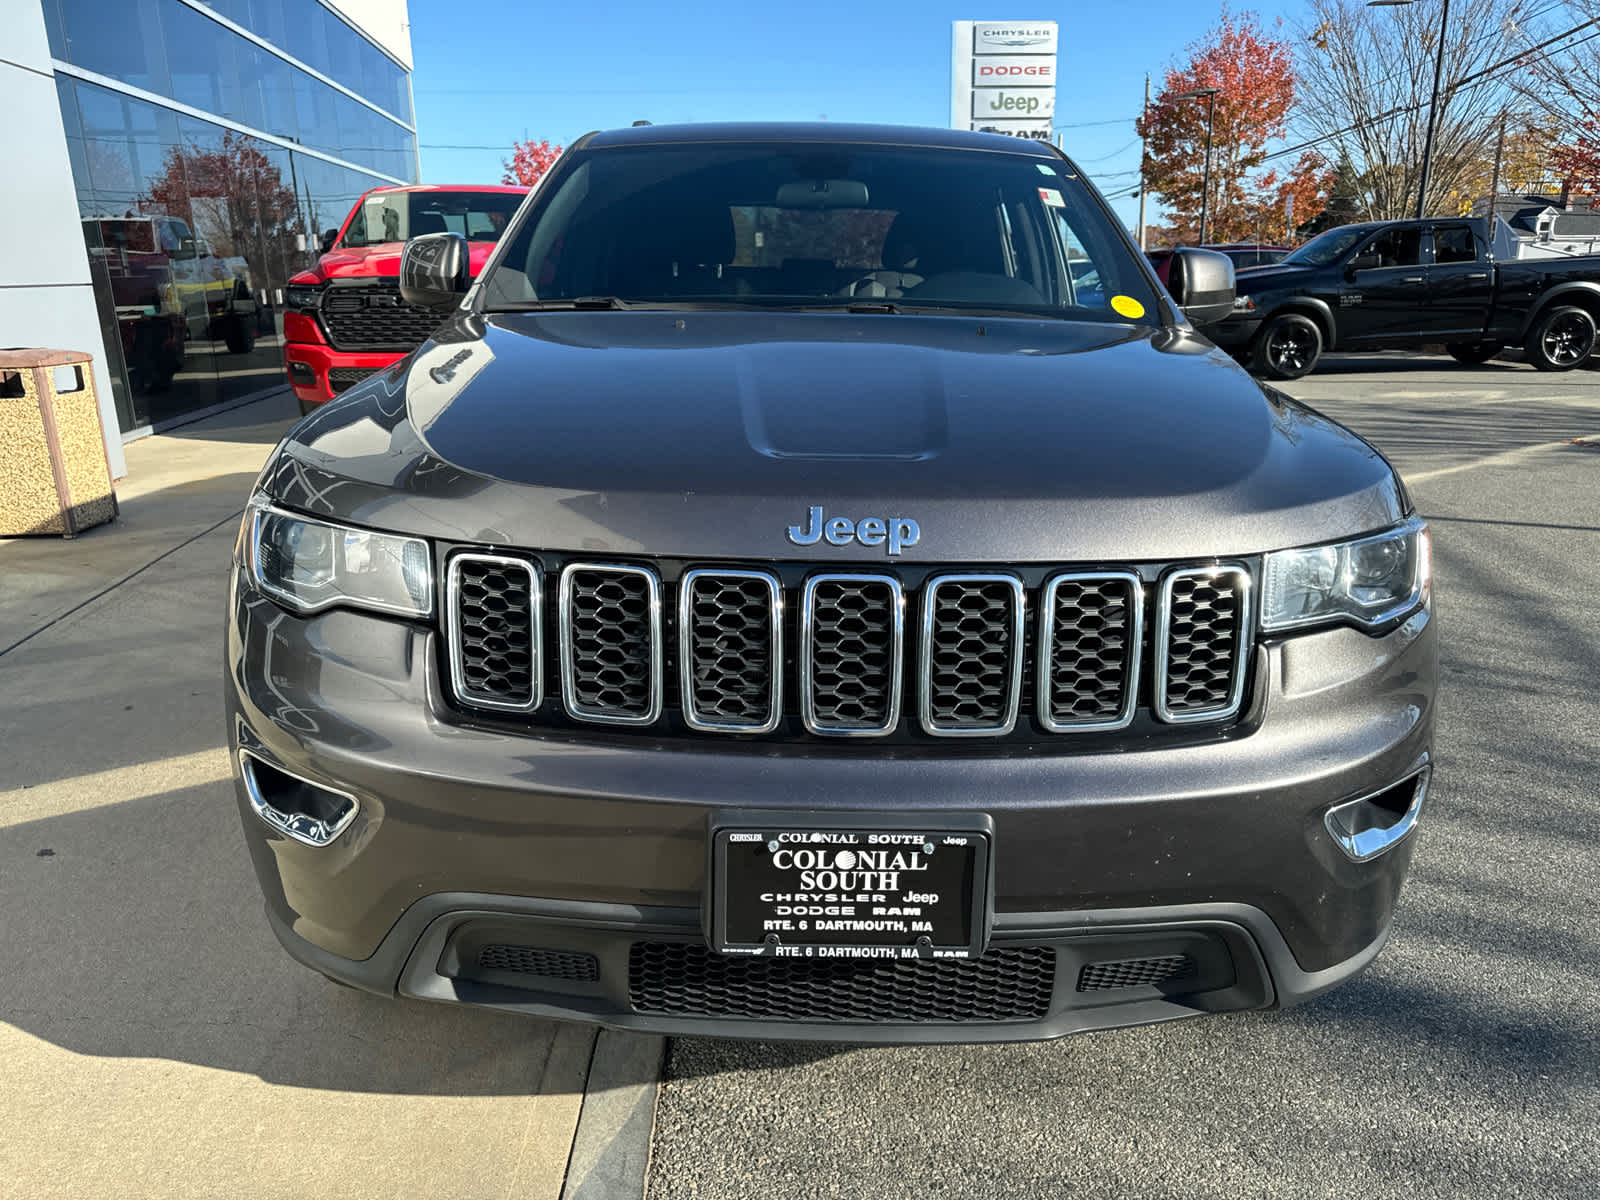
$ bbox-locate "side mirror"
[319,228,339,255]
[1346,252,1381,279]
[399,231,470,309]
[1168,247,1235,326]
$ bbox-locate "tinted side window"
[1359,227,1421,268]
[1432,226,1476,264]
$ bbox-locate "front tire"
[1525,305,1596,372]
[1445,341,1502,365]
[1253,313,1323,381]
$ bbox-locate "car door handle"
[1401,276,1424,284]
[1465,273,1490,281]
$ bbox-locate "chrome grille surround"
[1037,570,1143,733]
[446,553,542,712]
[799,573,905,737]
[918,573,1026,737]
[1153,565,1253,724]
[558,563,664,726]
[678,568,784,734]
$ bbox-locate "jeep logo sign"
[787,506,921,555]
[972,88,1055,118]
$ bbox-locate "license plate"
[710,818,991,961]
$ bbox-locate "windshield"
[341,190,523,248]
[1280,226,1372,267]
[479,142,1161,323]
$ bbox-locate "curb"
[561,1031,667,1200]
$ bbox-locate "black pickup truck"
[1204,216,1600,378]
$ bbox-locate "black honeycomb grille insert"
[477,945,600,982]
[629,942,1056,1022]
[320,283,445,351]
[1043,575,1138,727]
[563,567,658,721]
[1077,954,1196,991]
[1161,569,1248,717]
[683,572,778,729]
[328,365,378,393]
[924,578,1020,731]
[451,556,538,708]
[804,577,899,731]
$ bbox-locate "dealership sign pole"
[950,20,1058,142]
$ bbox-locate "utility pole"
[1137,74,1150,250]
[1488,111,1507,215]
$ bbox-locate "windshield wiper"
[491,296,633,311]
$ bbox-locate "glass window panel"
[56,0,170,95]
[163,1,233,118]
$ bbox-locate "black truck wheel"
[1525,305,1596,372]
[223,315,256,355]
[1253,313,1323,381]
[1445,341,1502,365]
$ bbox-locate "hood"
[294,240,500,283]
[268,311,1405,563]
[1231,263,1317,292]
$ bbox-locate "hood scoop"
[737,343,948,462]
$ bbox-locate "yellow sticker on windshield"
[1110,295,1146,319]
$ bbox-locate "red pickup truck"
[282,184,528,412]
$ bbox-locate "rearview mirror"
[774,179,870,209]
[319,228,339,255]
[399,231,470,309]
[1167,247,1235,326]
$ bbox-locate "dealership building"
[3,0,417,476]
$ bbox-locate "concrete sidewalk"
[0,392,660,1200]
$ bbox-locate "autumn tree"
[143,131,302,288]
[502,139,564,187]
[1500,2,1600,200]
[1137,9,1329,244]
[1297,0,1528,218]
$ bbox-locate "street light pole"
[1173,86,1222,244]
[1370,0,1452,219]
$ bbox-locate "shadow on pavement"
[0,779,599,1097]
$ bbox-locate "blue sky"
[409,1,1300,231]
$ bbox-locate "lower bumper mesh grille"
[628,942,1056,1023]
[1077,954,1196,991]
[477,945,600,982]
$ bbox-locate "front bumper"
[226,569,1436,1042]
[1205,314,1264,353]
[281,340,402,405]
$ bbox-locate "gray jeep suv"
[226,123,1436,1043]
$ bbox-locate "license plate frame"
[707,809,993,961]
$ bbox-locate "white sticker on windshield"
[1038,187,1065,208]
[1036,163,1055,176]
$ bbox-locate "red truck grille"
[319,283,447,352]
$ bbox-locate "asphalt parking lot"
[1,354,1596,1199]
[647,355,1600,1200]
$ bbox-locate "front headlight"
[1231,295,1256,314]
[1261,518,1429,633]
[284,283,322,312]
[246,495,432,617]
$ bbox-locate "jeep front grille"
[1154,566,1252,723]
[319,283,447,352]
[448,554,541,711]
[919,574,1024,736]
[1038,572,1142,731]
[680,569,782,733]
[444,555,1254,739]
[800,574,904,736]
[559,564,663,725]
